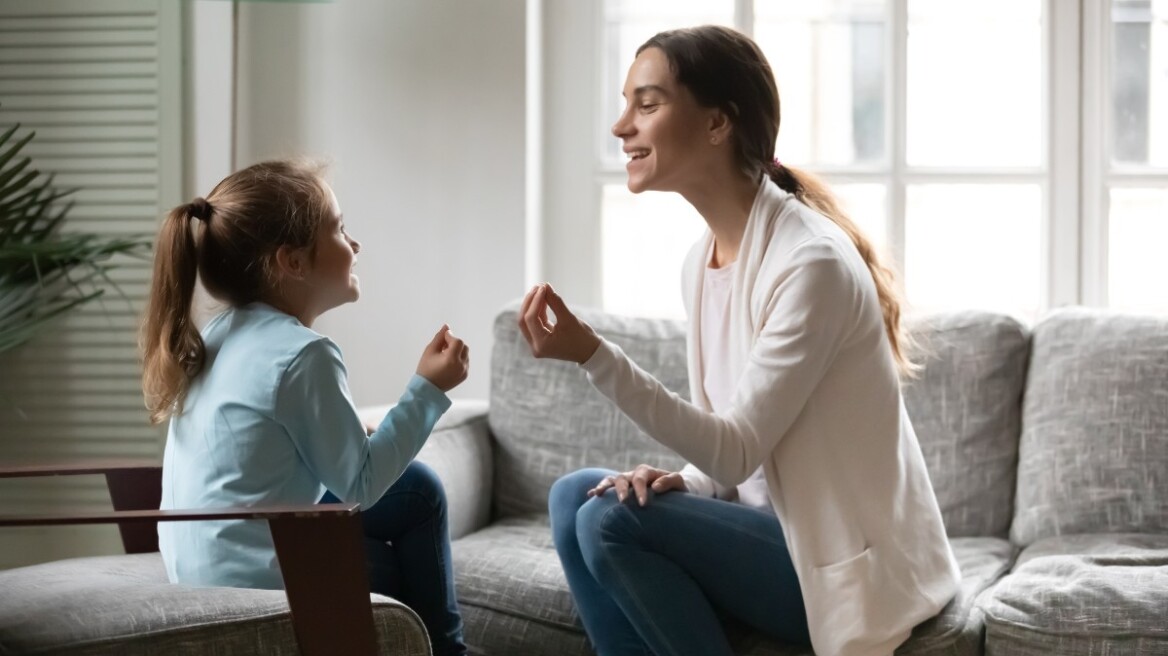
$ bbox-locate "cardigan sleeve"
[581,237,858,488]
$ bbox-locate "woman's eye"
[640,103,659,112]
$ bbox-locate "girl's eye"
[640,103,659,113]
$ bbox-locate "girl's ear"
[273,244,310,281]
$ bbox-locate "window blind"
[0,0,181,568]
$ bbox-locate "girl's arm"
[276,339,450,507]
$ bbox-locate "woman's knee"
[549,468,611,517]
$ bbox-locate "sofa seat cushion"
[453,516,1012,656]
[979,534,1168,655]
[0,552,430,655]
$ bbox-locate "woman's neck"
[681,172,760,268]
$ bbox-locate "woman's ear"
[273,244,310,281]
[708,107,733,146]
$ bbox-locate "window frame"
[539,0,1165,316]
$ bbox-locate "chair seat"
[0,552,430,655]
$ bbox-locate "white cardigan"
[581,179,960,656]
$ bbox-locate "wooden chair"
[0,459,417,656]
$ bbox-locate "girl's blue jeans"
[549,467,811,656]
[320,461,467,656]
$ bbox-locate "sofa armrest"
[359,399,493,540]
[418,400,493,540]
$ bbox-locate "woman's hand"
[518,283,601,365]
[587,464,687,506]
[416,325,469,392]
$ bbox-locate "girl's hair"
[639,26,916,376]
[140,159,333,423]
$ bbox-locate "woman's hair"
[639,25,916,376]
[140,159,333,423]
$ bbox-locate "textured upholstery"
[902,312,1030,538]
[488,307,689,519]
[0,552,431,655]
[1011,309,1168,546]
[979,534,1168,655]
[450,516,1014,656]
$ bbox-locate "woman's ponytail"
[140,201,207,424]
[768,162,917,378]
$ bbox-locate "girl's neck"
[263,288,318,328]
[680,171,759,268]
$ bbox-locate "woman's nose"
[611,108,633,138]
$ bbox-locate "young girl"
[140,160,469,656]
[520,26,959,656]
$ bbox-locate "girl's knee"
[399,460,446,508]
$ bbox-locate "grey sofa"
[418,306,1168,655]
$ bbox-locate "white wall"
[234,0,526,403]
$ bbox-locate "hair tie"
[189,197,212,222]
[772,157,782,169]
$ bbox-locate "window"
[582,0,1168,320]
[1099,0,1168,313]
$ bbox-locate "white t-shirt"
[700,253,773,512]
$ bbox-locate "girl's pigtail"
[140,202,208,423]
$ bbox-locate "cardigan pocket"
[806,546,906,656]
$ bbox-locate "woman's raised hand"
[518,283,601,365]
[416,325,469,392]
[587,464,687,506]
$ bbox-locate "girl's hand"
[518,283,601,365]
[587,464,687,506]
[416,325,469,392]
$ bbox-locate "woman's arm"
[522,239,858,488]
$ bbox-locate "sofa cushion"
[903,312,1030,538]
[452,515,1012,656]
[489,307,689,518]
[979,533,1168,655]
[0,552,430,655]
[1011,309,1168,545]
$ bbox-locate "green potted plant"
[0,119,152,356]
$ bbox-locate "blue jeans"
[549,468,810,656]
[320,461,467,656]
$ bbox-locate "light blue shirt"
[158,302,450,589]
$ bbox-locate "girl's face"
[307,183,362,312]
[611,47,718,194]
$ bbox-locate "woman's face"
[611,47,717,194]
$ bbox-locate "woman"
[520,26,959,656]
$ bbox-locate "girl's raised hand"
[518,283,601,365]
[416,325,469,392]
